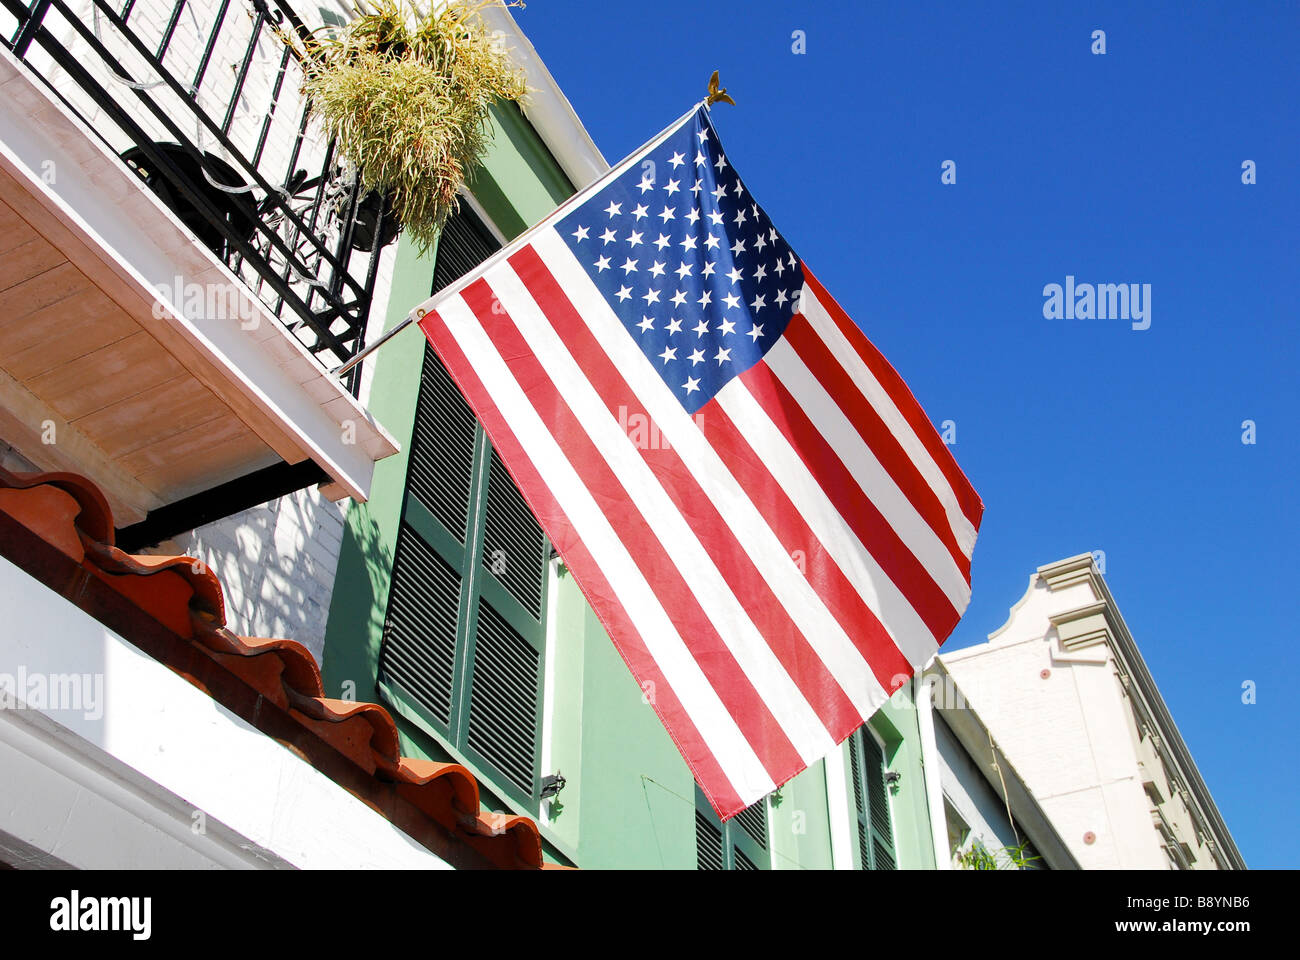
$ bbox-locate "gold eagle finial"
[706,70,735,107]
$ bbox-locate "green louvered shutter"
[378,206,549,812]
[695,784,769,870]
[407,349,478,543]
[481,450,547,620]
[460,450,549,799]
[381,523,463,729]
[733,849,759,870]
[695,809,725,870]
[429,205,500,292]
[849,726,897,869]
[733,794,769,851]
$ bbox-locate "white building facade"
[939,554,1243,870]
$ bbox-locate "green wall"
[320,233,431,729]
[543,573,696,867]
[770,758,835,869]
[470,102,575,236]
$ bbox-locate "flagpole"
[333,78,732,380]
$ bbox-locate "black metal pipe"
[221,3,265,134]
[251,44,290,168]
[10,0,53,56]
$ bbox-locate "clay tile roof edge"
[0,465,551,870]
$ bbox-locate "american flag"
[413,105,982,820]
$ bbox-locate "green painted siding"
[770,759,835,869]
[321,236,435,719]
[470,102,574,238]
[560,575,696,868]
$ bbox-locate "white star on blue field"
[558,109,802,413]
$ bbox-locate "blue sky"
[514,0,1298,868]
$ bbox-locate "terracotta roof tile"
[0,465,556,869]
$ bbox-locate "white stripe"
[533,229,892,720]
[799,285,978,557]
[435,294,776,802]
[764,339,971,612]
[715,380,942,669]
[485,261,835,764]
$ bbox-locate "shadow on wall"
[318,500,394,703]
[146,486,348,665]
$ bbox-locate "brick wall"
[151,486,346,666]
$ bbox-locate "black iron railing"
[1,0,394,393]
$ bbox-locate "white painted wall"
[10,436,346,669]
[941,571,1171,869]
[0,551,451,869]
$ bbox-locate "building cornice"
[1036,555,1247,869]
[1048,600,1112,651]
[1037,552,1098,591]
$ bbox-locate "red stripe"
[736,360,960,644]
[801,268,984,529]
[693,395,919,686]
[509,245,867,744]
[781,315,972,581]
[457,277,807,786]
[418,305,748,819]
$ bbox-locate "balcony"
[0,0,397,525]
[3,0,394,374]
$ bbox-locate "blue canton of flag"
[558,111,804,414]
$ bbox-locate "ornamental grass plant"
[281,0,527,252]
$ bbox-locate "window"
[848,725,897,869]
[377,208,552,812]
[944,797,971,866]
[695,785,769,869]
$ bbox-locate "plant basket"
[280,0,527,253]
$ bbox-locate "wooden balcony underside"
[0,177,285,524]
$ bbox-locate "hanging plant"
[280,0,527,252]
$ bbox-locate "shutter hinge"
[540,771,567,799]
